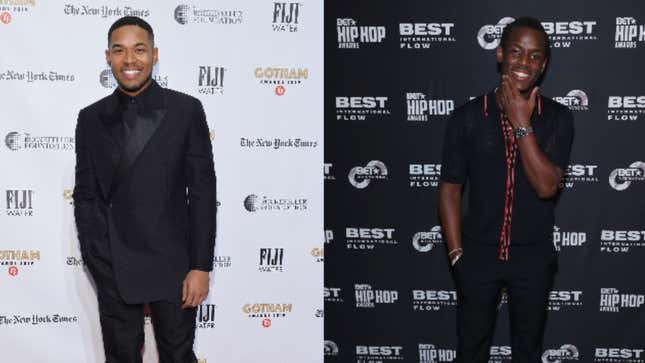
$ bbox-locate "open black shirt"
[440,90,574,245]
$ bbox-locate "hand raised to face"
[498,74,539,129]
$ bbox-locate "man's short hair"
[108,16,154,46]
[500,16,550,58]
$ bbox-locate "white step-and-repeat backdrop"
[0,1,323,362]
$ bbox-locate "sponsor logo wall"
[0,1,322,363]
[325,1,645,362]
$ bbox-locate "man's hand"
[498,74,538,129]
[181,270,210,309]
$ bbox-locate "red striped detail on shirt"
[498,112,518,260]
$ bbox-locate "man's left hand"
[498,74,538,129]
[181,270,210,309]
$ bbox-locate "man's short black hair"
[108,16,154,46]
[500,16,550,58]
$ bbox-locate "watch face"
[514,127,533,138]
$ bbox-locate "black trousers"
[86,238,197,363]
[452,241,557,363]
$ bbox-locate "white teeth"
[123,70,140,75]
[513,71,529,79]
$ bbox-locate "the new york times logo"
[542,20,597,48]
[348,160,388,189]
[0,313,78,326]
[412,290,457,311]
[418,343,456,363]
[197,66,225,95]
[600,288,645,312]
[600,229,645,254]
[259,248,284,272]
[548,291,583,312]
[354,284,399,308]
[477,17,515,50]
[399,22,456,49]
[5,132,73,151]
[240,137,317,150]
[336,18,386,49]
[272,2,301,32]
[615,17,645,48]
[0,69,75,83]
[196,304,216,329]
[553,90,589,111]
[608,162,645,191]
[595,348,645,363]
[5,190,34,216]
[63,4,149,18]
[66,256,84,266]
[324,287,343,303]
[409,164,441,188]
[560,164,598,188]
[345,227,397,251]
[542,345,579,363]
[336,96,390,121]
[356,345,404,361]
[174,5,243,25]
[406,92,454,121]
[412,226,443,253]
[243,194,308,212]
[608,96,645,121]
[552,226,587,251]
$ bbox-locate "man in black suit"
[73,16,216,363]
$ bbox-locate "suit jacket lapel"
[95,91,124,201]
[110,83,168,199]
[99,92,126,149]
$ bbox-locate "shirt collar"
[115,79,163,109]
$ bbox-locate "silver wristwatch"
[514,126,534,139]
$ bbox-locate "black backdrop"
[324,1,645,362]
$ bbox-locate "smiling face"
[105,25,158,97]
[496,26,548,95]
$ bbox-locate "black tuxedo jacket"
[73,81,217,304]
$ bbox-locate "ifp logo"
[261,318,271,328]
[8,266,18,276]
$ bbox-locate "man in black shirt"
[438,17,573,363]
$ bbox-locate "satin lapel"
[110,107,167,198]
[133,108,167,162]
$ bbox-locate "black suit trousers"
[452,241,557,363]
[87,234,197,363]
